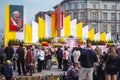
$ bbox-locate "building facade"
[35,0,120,42]
[54,0,120,42]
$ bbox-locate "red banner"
[54,11,58,30]
[60,11,64,29]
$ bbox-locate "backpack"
[63,52,67,60]
[71,68,79,79]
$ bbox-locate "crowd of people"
[0,41,120,80]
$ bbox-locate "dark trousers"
[118,73,120,80]
[17,60,26,75]
[63,60,68,71]
[37,59,44,72]
[5,76,12,80]
[43,59,47,70]
[13,58,17,70]
[0,57,4,73]
[57,59,62,69]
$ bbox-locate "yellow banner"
[64,15,70,37]
[100,32,106,41]
[38,17,45,39]
[88,28,94,40]
[4,5,16,47]
[25,24,32,43]
[76,22,83,38]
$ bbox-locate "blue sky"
[0,0,62,30]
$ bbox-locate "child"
[66,62,79,80]
[3,60,13,80]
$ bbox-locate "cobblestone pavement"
[33,65,64,76]
[0,65,64,79]
[13,65,64,77]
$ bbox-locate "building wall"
[59,0,120,41]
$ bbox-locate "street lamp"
[115,0,117,43]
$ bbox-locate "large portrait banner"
[10,5,24,32]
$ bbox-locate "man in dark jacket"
[78,41,98,80]
[0,45,5,74]
[16,44,26,75]
[4,43,14,60]
[56,47,63,69]
[0,45,5,63]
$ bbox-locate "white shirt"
[73,50,81,63]
[36,50,45,61]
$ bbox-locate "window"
[111,13,116,20]
[93,24,98,33]
[119,25,120,33]
[104,5,107,9]
[112,5,116,10]
[103,13,108,20]
[73,11,78,19]
[81,3,85,9]
[93,3,96,9]
[78,13,81,20]
[102,25,108,32]
[92,12,98,20]
[119,13,120,20]
[79,12,86,20]
[74,3,78,9]
[63,5,66,10]
[68,3,71,10]
[111,25,116,34]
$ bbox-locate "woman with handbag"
[103,46,120,80]
[25,47,34,75]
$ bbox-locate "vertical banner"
[45,14,52,38]
[16,32,24,41]
[88,28,94,40]
[4,5,16,47]
[76,22,83,38]
[32,21,38,43]
[60,11,64,29]
[106,32,111,41]
[64,15,70,37]
[94,32,100,41]
[38,17,45,39]
[100,32,106,41]
[54,11,58,30]
[51,13,57,37]
[9,5,24,32]
[25,24,32,43]
[70,19,77,37]
[60,11,64,37]
[82,25,89,40]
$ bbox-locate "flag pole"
[57,4,61,37]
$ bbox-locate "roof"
[53,0,72,9]
[53,0,118,9]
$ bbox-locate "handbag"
[102,55,110,71]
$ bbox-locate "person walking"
[0,45,5,74]
[16,44,26,75]
[36,46,45,72]
[78,41,98,80]
[25,47,34,74]
[63,47,70,71]
[73,47,81,66]
[4,43,14,61]
[103,46,120,80]
[56,47,63,69]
